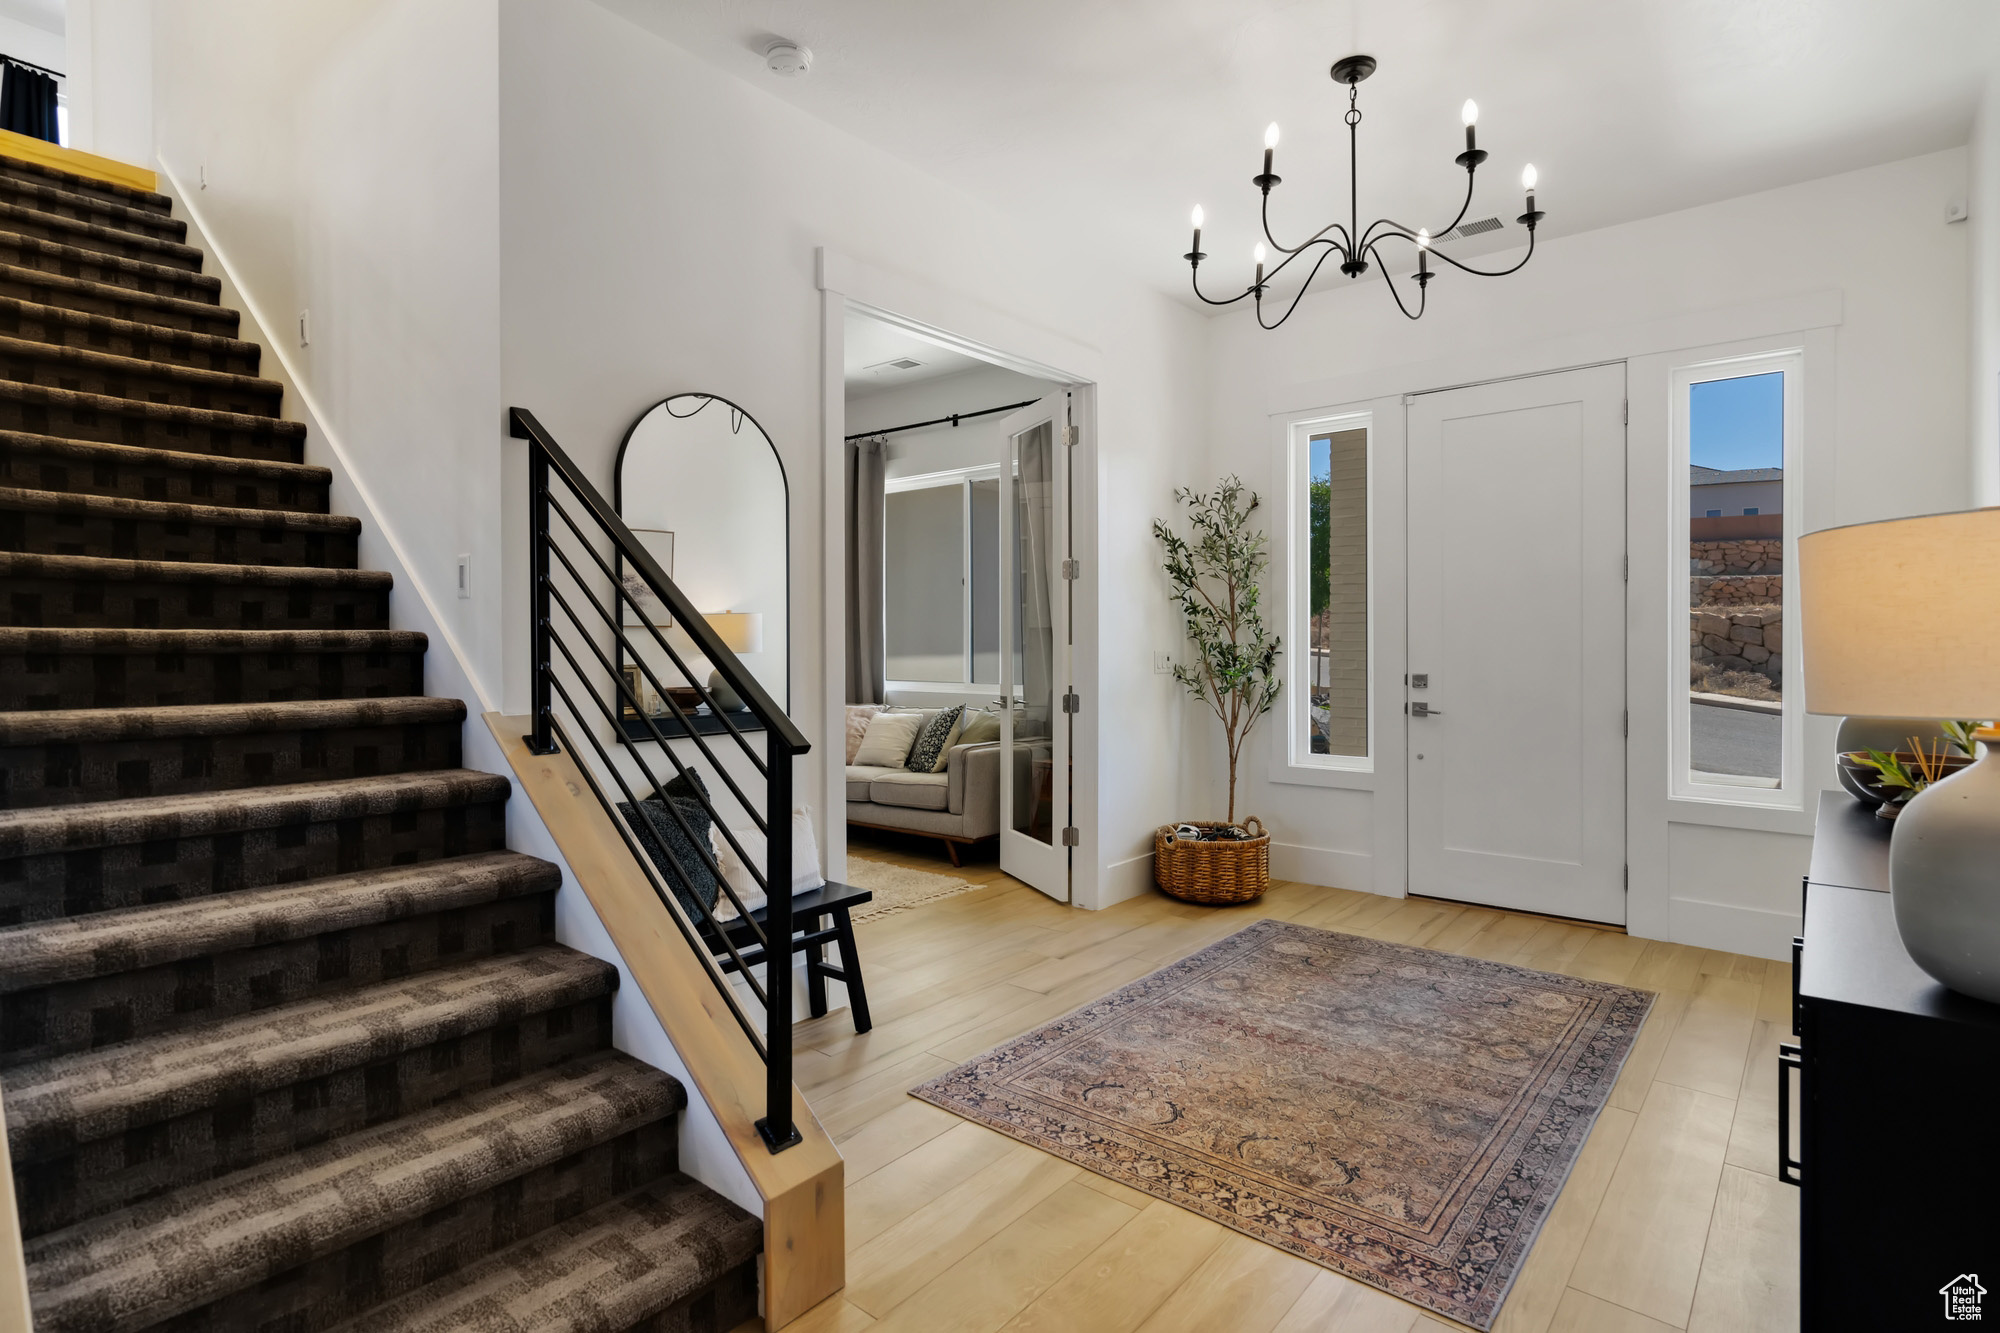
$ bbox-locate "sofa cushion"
[846,764,900,801]
[869,769,951,811]
[845,704,887,763]
[853,710,924,767]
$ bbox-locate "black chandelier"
[1185,54,1544,328]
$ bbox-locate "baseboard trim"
[1270,842,1382,895]
[1669,896,1799,961]
[1092,851,1156,910]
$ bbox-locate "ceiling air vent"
[1445,217,1505,240]
[865,357,925,375]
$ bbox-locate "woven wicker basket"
[1154,818,1270,905]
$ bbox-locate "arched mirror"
[615,394,788,735]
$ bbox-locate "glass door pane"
[1012,420,1057,845]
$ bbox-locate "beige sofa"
[846,741,1000,865]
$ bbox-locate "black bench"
[704,881,873,1033]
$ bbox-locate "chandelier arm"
[1420,224,1538,279]
[1189,266,1256,307]
[1261,189,1351,258]
[1368,242,1428,322]
[1361,169,1477,253]
[1261,234,1344,286]
[1255,241,1349,330]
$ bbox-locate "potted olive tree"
[1152,477,1282,904]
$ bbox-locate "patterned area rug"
[911,919,1654,1330]
[843,856,981,922]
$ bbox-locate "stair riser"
[0,719,462,809]
[0,164,171,220]
[0,184,187,245]
[0,350,279,417]
[0,508,357,569]
[0,304,258,374]
[13,993,605,1236]
[6,576,390,631]
[0,647,426,710]
[637,1262,762,1333]
[0,270,237,336]
[0,208,202,273]
[111,1124,678,1333]
[0,235,217,305]
[0,447,328,514]
[0,800,511,925]
[0,394,301,463]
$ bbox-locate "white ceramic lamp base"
[1889,741,2000,1003]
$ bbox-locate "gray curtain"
[845,437,886,704]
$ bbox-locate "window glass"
[1306,426,1368,760]
[885,485,966,682]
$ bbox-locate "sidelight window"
[1288,412,1371,771]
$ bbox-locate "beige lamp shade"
[703,611,763,655]
[1797,506,2000,718]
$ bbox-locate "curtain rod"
[845,397,1038,442]
[0,53,63,79]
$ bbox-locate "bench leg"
[832,904,872,1034]
[805,910,829,1019]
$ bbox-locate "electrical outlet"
[456,554,471,599]
[1152,651,1173,675]
[298,309,310,348]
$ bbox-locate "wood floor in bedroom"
[755,843,1799,1333]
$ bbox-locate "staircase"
[0,153,761,1332]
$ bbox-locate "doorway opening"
[836,306,1088,904]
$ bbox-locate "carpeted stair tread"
[0,850,557,993]
[0,175,188,244]
[0,548,386,589]
[0,231,219,302]
[3,944,617,1160]
[0,485,354,538]
[0,294,258,373]
[0,263,238,335]
[0,695,460,746]
[0,155,173,217]
[0,768,511,857]
[325,1176,762,1333]
[20,1051,685,1333]
[0,625,425,654]
[0,203,204,271]
[0,332,280,412]
[0,430,329,511]
[0,378,303,457]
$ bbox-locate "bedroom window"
[1289,412,1371,771]
[1672,350,1802,806]
[884,468,1000,687]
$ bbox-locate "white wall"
[849,362,1059,481]
[150,0,507,708]
[0,6,63,77]
[1971,55,2000,506]
[62,0,147,161]
[497,0,1208,907]
[1203,148,1971,957]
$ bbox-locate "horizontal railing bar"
[511,405,809,756]
[546,687,775,1019]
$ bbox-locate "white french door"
[996,395,1071,902]
[1406,364,1627,923]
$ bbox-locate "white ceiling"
[596,0,1994,305]
[843,312,992,397]
[0,0,62,37]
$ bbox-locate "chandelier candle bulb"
[1462,99,1478,152]
[1253,242,1267,288]
[1258,122,1281,190]
[1189,204,1204,260]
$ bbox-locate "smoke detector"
[765,40,812,77]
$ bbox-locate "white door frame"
[815,248,1104,902]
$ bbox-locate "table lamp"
[703,611,763,712]
[1798,506,2000,1001]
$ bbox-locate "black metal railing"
[511,406,812,1152]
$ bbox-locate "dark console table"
[1794,790,2000,1329]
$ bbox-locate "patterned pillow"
[618,767,719,922]
[906,704,966,773]
[845,704,886,763]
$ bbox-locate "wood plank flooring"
[744,839,1800,1333]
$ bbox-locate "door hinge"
[1623,709,1629,737]
[1061,558,1080,580]
[1622,399,1629,425]
[1062,690,1080,714]
[1062,826,1080,847]
[1063,425,1079,446]
[1623,864,1630,891]
[1623,554,1629,582]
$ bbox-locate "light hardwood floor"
[746,841,1800,1333]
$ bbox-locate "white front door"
[1406,365,1627,923]
[997,395,1071,902]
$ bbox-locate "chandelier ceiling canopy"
[1185,55,1545,329]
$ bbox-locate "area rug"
[842,856,981,922]
[910,918,1654,1330]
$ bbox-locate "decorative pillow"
[618,767,718,923]
[957,709,1001,746]
[852,710,923,767]
[907,704,966,773]
[711,807,824,920]
[844,704,886,763]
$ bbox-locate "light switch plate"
[1152,651,1173,674]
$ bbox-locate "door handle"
[1409,702,1444,717]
